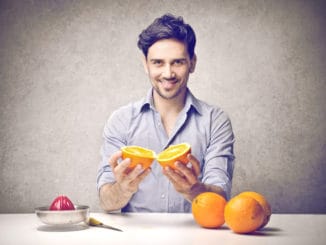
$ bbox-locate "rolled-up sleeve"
[96,108,129,191]
[202,110,235,200]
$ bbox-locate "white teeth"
[161,79,177,84]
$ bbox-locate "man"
[97,14,235,212]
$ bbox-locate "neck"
[153,90,187,116]
[152,89,187,137]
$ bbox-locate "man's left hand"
[162,154,204,201]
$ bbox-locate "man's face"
[143,38,196,100]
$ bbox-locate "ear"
[141,55,149,74]
[189,54,197,73]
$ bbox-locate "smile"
[159,79,179,90]
[160,78,178,84]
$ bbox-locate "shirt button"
[161,194,165,199]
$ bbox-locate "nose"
[162,64,175,79]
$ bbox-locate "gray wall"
[1,0,325,213]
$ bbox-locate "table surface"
[1,212,325,245]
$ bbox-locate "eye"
[173,59,186,66]
[151,60,163,66]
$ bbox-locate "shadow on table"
[241,227,283,237]
[37,224,89,232]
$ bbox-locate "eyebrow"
[149,58,162,62]
[149,58,187,62]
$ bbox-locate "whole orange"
[238,191,272,229]
[157,143,191,169]
[224,195,265,234]
[121,146,156,170]
[192,192,226,228]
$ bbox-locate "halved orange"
[157,143,191,169]
[121,146,156,169]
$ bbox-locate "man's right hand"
[109,150,151,195]
[99,150,151,212]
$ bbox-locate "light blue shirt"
[97,88,235,213]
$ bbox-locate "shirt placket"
[152,111,169,211]
[152,105,190,212]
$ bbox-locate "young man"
[97,14,235,212]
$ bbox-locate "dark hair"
[137,14,196,59]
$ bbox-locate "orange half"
[157,143,191,169]
[121,146,156,169]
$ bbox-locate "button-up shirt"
[97,88,235,212]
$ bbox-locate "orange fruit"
[157,143,191,169]
[238,191,272,229]
[121,146,156,169]
[192,192,227,228]
[224,195,265,234]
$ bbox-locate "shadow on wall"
[0,0,325,213]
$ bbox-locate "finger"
[174,169,185,177]
[175,162,197,184]
[163,167,190,193]
[114,158,132,180]
[108,150,122,169]
[163,166,184,183]
[132,168,151,185]
[187,154,201,177]
[125,164,144,182]
[163,167,177,185]
[121,167,151,193]
[163,162,185,177]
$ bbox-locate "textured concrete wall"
[0,0,325,213]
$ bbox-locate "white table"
[1,213,325,245]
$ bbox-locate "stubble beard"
[153,83,184,100]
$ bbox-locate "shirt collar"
[184,89,203,115]
[136,88,203,115]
